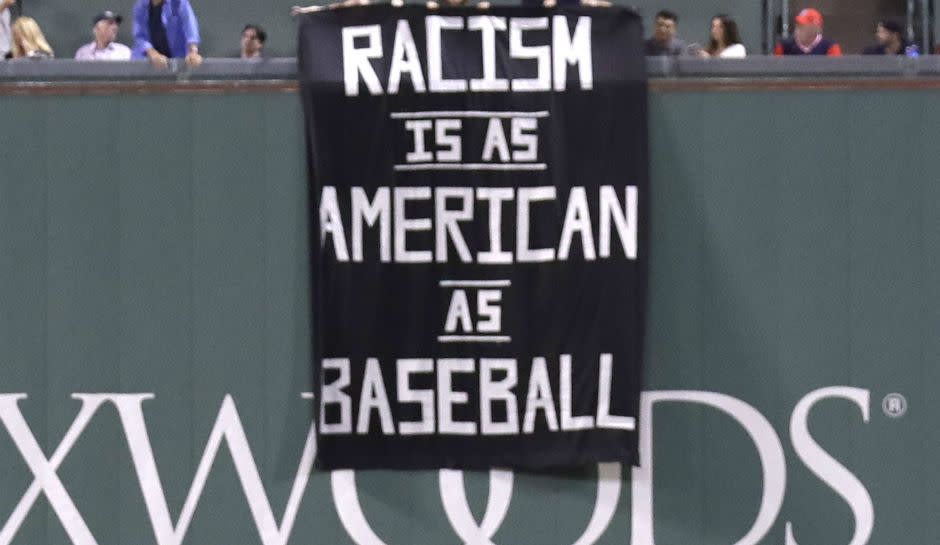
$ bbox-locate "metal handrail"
[5,56,940,85]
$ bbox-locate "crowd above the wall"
[642,7,920,58]
[0,0,927,64]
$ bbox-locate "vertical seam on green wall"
[189,95,197,480]
[844,93,855,468]
[695,90,707,539]
[262,95,270,476]
[116,93,126,541]
[41,92,50,545]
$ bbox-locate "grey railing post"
[907,0,917,43]
[764,0,774,54]
[921,0,931,53]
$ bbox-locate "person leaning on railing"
[9,16,53,59]
[132,0,202,69]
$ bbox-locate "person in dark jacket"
[863,20,907,55]
[774,8,842,56]
[645,10,686,56]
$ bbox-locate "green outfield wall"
[0,83,938,545]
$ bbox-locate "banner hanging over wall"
[299,4,648,469]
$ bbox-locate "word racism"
[319,185,638,264]
[342,15,593,96]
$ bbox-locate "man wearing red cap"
[774,8,842,56]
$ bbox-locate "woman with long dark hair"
[702,14,745,58]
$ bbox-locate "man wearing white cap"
[75,10,132,60]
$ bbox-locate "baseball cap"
[794,8,823,27]
[93,11,123,25]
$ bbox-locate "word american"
[343,15,593,96]
[320,185,638,264]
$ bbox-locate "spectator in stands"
[863,20,907,55]
[132,0,202,69]
[774,8,841,56]
[698,14,746,58]
[645,10,685,56]
[240,24,265,59]
[10,16,53,59]
[0,0,13,59]
[75,11,131,61]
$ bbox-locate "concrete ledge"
[3,56,940,83]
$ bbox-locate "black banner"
[299,4,647,469]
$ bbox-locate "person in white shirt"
[75,10,131,61]
[0,0,14,59]
[698,14,746,58]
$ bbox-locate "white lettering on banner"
[553,16,593,91]
[342,25,383,96]
[397,358,436,434]
[559,354,595,431]
[480,358,519,435]
[320,186,350,262]
[509,18,551,92]
[523,356,559,432]
[427,16,467,93]
[387,19,426,94]
[481,118,511,162]
[322,359,353,433]
[785,387,874,545]
[393,187,434,263]
[351,187,391,263]
[318,354,633,436]
[357,358,395,434]
[435,187,474,263]
[517,186,557,262]
[437,358,477,435]
[0,388,876,545]
[342,16,594,96]
[468,16,509,92]
[320,185,639,264]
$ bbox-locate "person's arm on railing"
[132,0,169,69]
[180,0,202,67]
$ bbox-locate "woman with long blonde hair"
[11,16,53,58]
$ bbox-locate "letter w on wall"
[112,394,317,545]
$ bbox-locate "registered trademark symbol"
[882,393,908,418]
